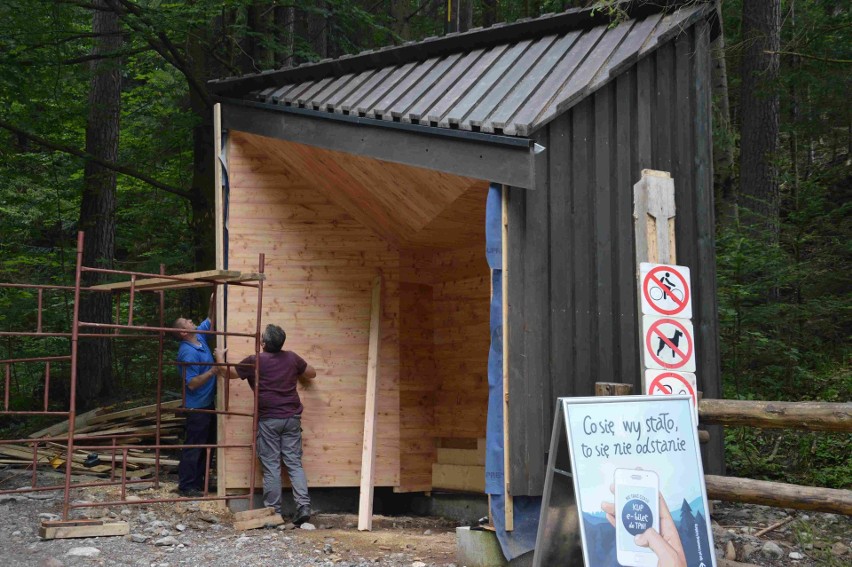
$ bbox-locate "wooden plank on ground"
[431,463,485,493]
[233,507,285,531]
[358,275,382,531]
[39,520,129,539]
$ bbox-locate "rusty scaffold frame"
[0,231,265,521]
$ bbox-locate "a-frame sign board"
[533,396,716,567]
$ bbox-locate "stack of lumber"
[431,438,486,493]
[0,400,184,476]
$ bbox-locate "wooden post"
[633,169,676,266]
[358,275,382,531]
[633,170,676,390]
[595,382,634,396]
[213,102,227,506]
[501,185,513,531]
[699,399,852,432]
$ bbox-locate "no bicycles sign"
[640,263,692,318]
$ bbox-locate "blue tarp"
[484,184,541,561]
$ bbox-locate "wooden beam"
[699,399,852,432]
[39,520,129,540]
[501,185,513,531]
[595,382,634,396]
[88,270,263,292]
[358,275,382,531]
[705,475,852,516]
[431,464,486,493]
[213,102,228,508]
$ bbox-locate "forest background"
[0,1,848,489]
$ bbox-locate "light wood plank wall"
[222,131,400,488]
[222,131,489,492]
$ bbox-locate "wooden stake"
[213,102,227,507]
[358,275,382,531]
[501,185,513,531]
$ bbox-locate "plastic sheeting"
[484,184,541,561]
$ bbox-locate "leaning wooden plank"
[358,275,382,532]
[233,508,284,531]
[28,406,107,439]
[40,520,130,539]
[234,507,278,522]
[431,464,486,493]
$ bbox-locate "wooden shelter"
[208,0,724,503]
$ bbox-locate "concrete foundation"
[456,526,508,566]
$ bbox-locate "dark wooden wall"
[507,20,723,497]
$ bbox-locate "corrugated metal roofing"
[217,4,711,137]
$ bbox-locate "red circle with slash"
[645,318,693,369]
[643,265,690,316]
[648,372,696,405]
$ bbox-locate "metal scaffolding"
[0,231,265,520]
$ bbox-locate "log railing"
[595,383,852,516]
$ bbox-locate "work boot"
[293,505,311,526]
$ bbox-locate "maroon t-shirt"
[237,351,308,419]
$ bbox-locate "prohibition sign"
[642,265,691,317]
[644,317,694,370]
[646,370,698,421]
[647,372,696,401]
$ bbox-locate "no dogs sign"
[642,316,696,372]
[640,263,692,318]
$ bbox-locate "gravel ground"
[0,472,848,567]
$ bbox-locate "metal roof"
[212,3,713,137]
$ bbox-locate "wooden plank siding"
[223,132,491,492]
[507,23,722,496]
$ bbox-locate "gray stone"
[39,558,64,567]
[128,482,153,491]
[423,529,433,536]
[38,513,60,521]
[66,547,100,558]
[120,508,133,516]
[300,522,316,530]
[12,530,21,536]
[456,526,508,567]
[130,533,148,543]
[761,541,784,559]
[198,513,218,523]
[148,520,171,529]
[277,522,297,531]
[27,492,55,500]
[832,542,849,556]
[789,551,804,560]
[0,495,27,504]
[412,562,427,567]
[155,536,180,546]
[725,541,736,560]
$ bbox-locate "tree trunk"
[77,0,121,410]
[738,0,781,240]
[308,1,328,58]
[711,17,735,225]
[274,6,296,67]
[482,0,497,27]
[186,32,216,274]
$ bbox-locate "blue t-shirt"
[177,318,215,408]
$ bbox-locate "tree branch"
[763,50,850,65]
[62,45,151,65]
[0,119,192,200]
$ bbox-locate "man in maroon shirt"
[216,324,316,524]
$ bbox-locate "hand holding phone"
[601,470,687,567]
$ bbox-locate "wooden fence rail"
[594,384,852,516]
[699,399,852,432]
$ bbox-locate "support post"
[358,275,382,531]
[501,185,513,531]
[213,103,227,505]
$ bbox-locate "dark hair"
[262,324,286,353]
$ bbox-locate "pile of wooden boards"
[0,400,184,477]
[431,438,486,493]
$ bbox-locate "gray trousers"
[256,417,310,514]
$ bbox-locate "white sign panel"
[642,316,696,372]
[640,263,692,319]
[557,396,716,567]
[645,370,698,422]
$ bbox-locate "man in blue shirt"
[173,293,217,497]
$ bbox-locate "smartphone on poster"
[614,468,660,567]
